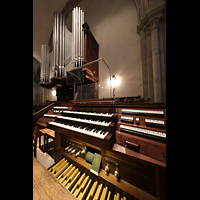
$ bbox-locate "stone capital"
[151,14,165,30]
[143,24,151,36]
[137,1,166,35]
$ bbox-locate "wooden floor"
[34,136,55,169]
[33,135,78,200]
[33,157,77,200]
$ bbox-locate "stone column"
[137,3,166,102]
[145,25,154,102]
[151,18,162,102]
[159,20,166,101]
[139,28,149,99]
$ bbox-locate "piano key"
[53,110,59,113]
[71,173,86,195]
[62,110,114,117]
[106,191,111,200]
[100,186,108,200]
[116,193,120,200]
[86,181,98,200]
[145,119,165,125]
[49,121,108,139]
[65,168,80,190]
[57,116,111,127]
[67,171,81,191]
[74,175,90,198]
[48,156,129,200]
[93,183,103,200]
[53,106,68,110]
[48,158,66,174]
[122,109,164,116]
[57,164,73,182]
[61,165,76,185]
[120,124,166,139]
[56,162,69,179]
[121,116,134,123]
[114,194,119,200]
[53,160,69,178]
[44,114,57,118]
[77,178,92,200]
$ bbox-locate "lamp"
[111,75,120,99]
[52,90,56,96]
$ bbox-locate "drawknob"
[70,148,76,154]
[114,167,119,180]
[105,164,109,175]
[81,148,86,154]
[75,151,81,157]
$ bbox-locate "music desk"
[33,157,76,200]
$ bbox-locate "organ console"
[35,99,166,200]
[34,3,166,199]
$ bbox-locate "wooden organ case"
[35,100,166,200]
[39,21,99,102]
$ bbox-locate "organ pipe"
[40,7,84,82]
[49,51,54,81]
[53,10,65,77]
[72,7,84,68]
[40,44,49,82]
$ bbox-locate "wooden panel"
[83,22,99,79]
[115,105,166,163]
[33,102,55,129]
[115,131,166,163]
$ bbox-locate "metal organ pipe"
[40,7,84,82]
[75,7,78,67]
[53,11,56,77]
[40,45,44,82]
[40,44,50,82]
[62,14,65,75]
[72,7,84,68]
[72,8,75,68]
[78,7,81,67]
[59,13,62,76]
[56,11,59,76]
[81,11,84,66]
[52,10,66,77]
[49,51,53,81]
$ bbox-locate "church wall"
[34,0,166,102]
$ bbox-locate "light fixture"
[108,75,120,87]
[111,75,120,87]
[52,90,56,96]
[107,75,121,98]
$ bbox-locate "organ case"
[39,8,99,102]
